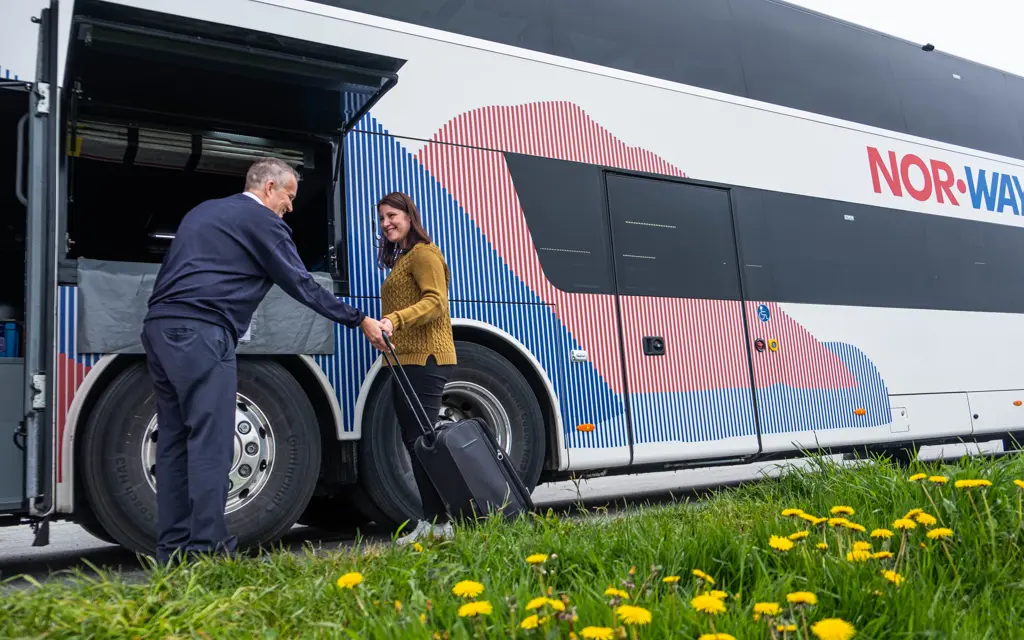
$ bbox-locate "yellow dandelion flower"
[782,508,805,517]
[831,505,855,516]
[904,508,924,518]
[770,535,795,552]
[547,600,566,612]
[844,522,867,533]
[954,479,992,489]
[525,596,548,610]
[525,553,549,564]
[603,587,630,600]
[816,542,829,550]
[846,549,872,562]
[915,512,937,527]
[615,605,652,625]
[1014,479,1024,490]
[692,569,715,584]
[753,602,782,619]
[336,572,363,589]
[929,475,948,484]
[827,517,850,527]
[457,601,493,618]
[798,512,821,523]
[789,531,811,541]
[699,635,737,640]
[662,575,681,584]
[394,600,403,613]
[580,627,614,640]
[778,624,798,633]
[882,570,904,586]
[853,541,872,551]
[811,618,856,640]
[786,591,818,606]
[452,581,485,598]
[412,542,424,553]
[419,613,427,625]
[872,551,894,560]
[691,594,727,614]
[708,590,728,600]
[909,473,927,482]
[870,528,893,539]
[519,615,546,630]
[893,518,917,530]
[926,527,954,540]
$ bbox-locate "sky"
[784,0,1024,77]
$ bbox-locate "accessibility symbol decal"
[757,304,771,323]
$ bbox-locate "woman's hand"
[380,317,394,337]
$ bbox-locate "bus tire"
[358,340,545,528]
[79,359,321,556]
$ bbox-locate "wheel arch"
[352,319,566,472]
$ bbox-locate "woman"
[376,191,457,544]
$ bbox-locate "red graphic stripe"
[56,354,91,482]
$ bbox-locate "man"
[141,157,386,564]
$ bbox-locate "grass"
[3,452,1024,639]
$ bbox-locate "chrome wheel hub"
[141,393,276,513]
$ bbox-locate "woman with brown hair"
[375,191,457,544]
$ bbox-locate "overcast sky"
[785,0,1024,77]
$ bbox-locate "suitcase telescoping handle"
[381,333,437,438]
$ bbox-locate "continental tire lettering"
[268,434,299,512]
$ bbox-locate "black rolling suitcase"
[382,335,535,522]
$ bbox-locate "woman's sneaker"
[396,520,454,545]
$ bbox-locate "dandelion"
[580,628,614,640]
[882,569,904,586]
[604,587,630,600]
[853,541,872,552]
[526,553,549,564]
[904,508,924,519]
[770,535,795,552]
[929,475,948,484]
[1014,479,1024,489]
[893,518,916,530]
[846,549,872,562]
[457,601,493,617]
[810,618,856,640]
[419,613,427,625]
[870,529,893,539]
[778,624,798,633]
[519,614,546,629]
[708,590,729,600]
[782,508,806,517]
[915,512,937,527]
[452,580,485,598]
[926,527,953,540]
[827,517,849,527]
[699,635,737,640]
[1014,480,1024,528]
[816,542,829,551]
[872,551,894,560]
[412,542,424,553]
[831,506,855,516]
[691,594,727,614]
[789,531,810,541]
[615,605,652,625]
[786,592,817,606]
[909,473,926,482]
[336,572,363,589]
[693,569,715,585]
[799,512,827,525]
[843,522,867,533]
[753,602,781,620]
[662,575,681,584]
[954,479,992,489]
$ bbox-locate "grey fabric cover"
[75,258,336,354]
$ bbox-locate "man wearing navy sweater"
[141,157,386,564]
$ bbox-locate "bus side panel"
[342,124,632,468]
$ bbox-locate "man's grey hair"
[245,157,299,192]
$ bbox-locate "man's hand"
[380,317,394,337]
[360,316,387,352]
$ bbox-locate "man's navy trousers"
[141,317,239,563]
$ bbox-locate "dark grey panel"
[504,153,614,294]
[728,0,906,134]
[733,188,1024,313]
[0,359,26,511]
[606,175,742,300]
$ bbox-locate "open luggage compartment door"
[67,0,404,137]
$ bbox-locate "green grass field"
[3,453,1024,639]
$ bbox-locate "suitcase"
[382,335,535,522]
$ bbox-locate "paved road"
[0,442,1000,588]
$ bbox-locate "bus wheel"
[79,359,321,556]
[358,341,546,529]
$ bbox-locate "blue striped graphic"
[629,389,758,445]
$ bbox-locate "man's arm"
[262,236,365,326]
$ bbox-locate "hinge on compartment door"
[35,82,50,115]
[31,374,46,410]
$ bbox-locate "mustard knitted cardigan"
[381,242,457,366]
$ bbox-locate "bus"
[2,0,1023,554]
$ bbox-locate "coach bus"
[1,0,1023,554]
